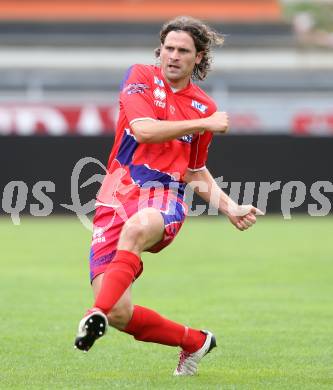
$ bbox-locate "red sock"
[123,305,206,353]
[94,250,141,314]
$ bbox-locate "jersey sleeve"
[120,64,157,124]
[188,131,213,171]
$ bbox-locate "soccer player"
[74,16,262,376]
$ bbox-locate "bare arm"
[184,168,264,231]
[130,111,228,143]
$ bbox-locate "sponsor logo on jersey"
[153,87,166,108]
[178,134,193,143]
[154,76,164,87]
[191,100,208,114]
[154,101,166,108]
[153,87,166,101]
[124,83,149,95]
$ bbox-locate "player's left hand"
[227,204,264,231]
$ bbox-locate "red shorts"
[89,192,186,282]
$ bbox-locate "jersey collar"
[158,67,193,95]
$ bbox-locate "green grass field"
[1,215,333,389]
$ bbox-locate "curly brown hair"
[155,16,224,81]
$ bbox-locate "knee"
[107,302,133,330]
[120,222,146,246]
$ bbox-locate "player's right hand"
[206,111,229,134]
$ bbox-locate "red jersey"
[97,64,217,206]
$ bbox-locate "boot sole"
[74,313,107,352]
